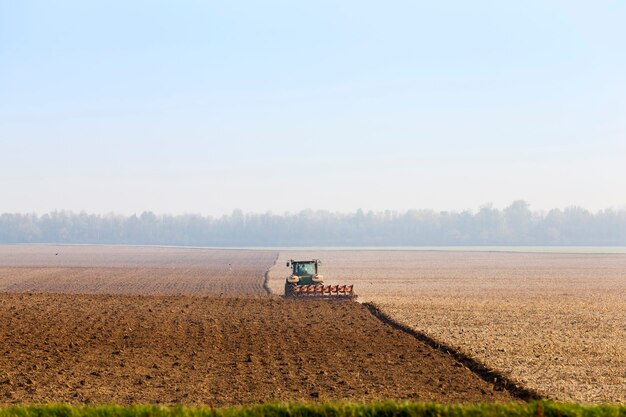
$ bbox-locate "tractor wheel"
[284,282,297,299]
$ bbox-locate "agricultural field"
[3,244,624,406]
[0,245,277,295]
[0,293,511,405]
[268,250,626,403]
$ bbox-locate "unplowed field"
[0,245,277,295]
[0,293,512,405]
[269,250,626,403]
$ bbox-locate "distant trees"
[0,201,625,246]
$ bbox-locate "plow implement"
[285,283,357,300]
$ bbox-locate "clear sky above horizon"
[1,1,625,215]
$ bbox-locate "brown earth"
[0,293,513,405]
[0,245,277,295]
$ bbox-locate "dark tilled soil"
[0,266,270,296]
[0,293,513,405]
[0,246,278,296]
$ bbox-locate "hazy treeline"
[1,201,625,246]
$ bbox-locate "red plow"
[285,283,356,300]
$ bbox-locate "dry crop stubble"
[268,250,626,403]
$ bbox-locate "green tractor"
[284,259,356,300]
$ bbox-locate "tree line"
[1,201,625,246]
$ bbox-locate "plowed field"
[0,293,512,405]
[0,245,277,295]
[268,250,626,403]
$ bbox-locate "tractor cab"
[286,259,322,285]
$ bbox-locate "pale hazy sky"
[1,1,625,215]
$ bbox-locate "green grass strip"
[0,402,624,417]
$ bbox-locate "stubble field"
[268,250,626,403]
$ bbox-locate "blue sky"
[1,1,625,215]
